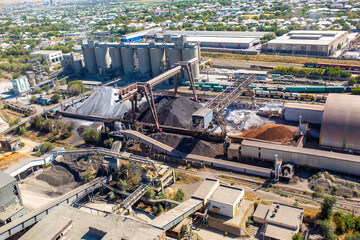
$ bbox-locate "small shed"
[37,95,52,105]
[192,108,213,128]
[208,185,244,218]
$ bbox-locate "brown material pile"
[241,124,295,143]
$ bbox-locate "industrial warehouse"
[263,30,348,56]
[0,28,360,240]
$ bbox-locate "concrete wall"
[284,108,323,124]
[208,217,241,236]
[240,142,360,176]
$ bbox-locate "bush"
[19,142,25,147]
[103,138,114,149]
[67,80,85,96]
[173,188,184,202]
[51,94,61,104]
[344,193,351,199]
[9,118,20,127]
[145,186,156,199]
[34,88,42,94]
[30,95,37,104]
[312,186,325,199]
[38,142,54,154]
[351,87,360,95]
[82,128,100,145]
[345,232,360,240]
[60,131,71,139]
[117,179,127,191]
[42,119,53,133]
[80,171,95,183]
[246,214,254,227]
[30,115,44,130]
[292,233,303,240]
[320,195,337,219]
[318,219,336,240]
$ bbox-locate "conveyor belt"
[122,130,271,177]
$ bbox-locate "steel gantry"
[116,58,199,130]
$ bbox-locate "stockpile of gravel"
[68,86,145,119]
[36,165,75,186]
[136,97,202,128]
[149,132,223,158]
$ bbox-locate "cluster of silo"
[81,40,200,81]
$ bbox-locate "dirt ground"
[18,174,78,211]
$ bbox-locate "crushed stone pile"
[135,96,203,128]
[241,124,295,142]
[36,158,99,186]
[36,165,75,186]
[149,132,223,158]
[68,86,145,119]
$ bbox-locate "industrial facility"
[81,36,200,81]
[263,30,348,56]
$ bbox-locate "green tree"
[42,119,52,133]
[351,87,360,95]
[12,73,20,79]
[348,77,357,86]
[318,219,336,240]
[145,186,156,199]
[337,43,342,50]
[320,195,337,219]
[39,142,54,154]
[67,80,85,96]
[30,95,37,104]
[117,179,127,191]
[30,115,44,130]
[292,233,303,240]
[103,138,114,149]
[173,188,185,202]
[82,128,101,145]
[80,171,95,183]
[34,88,42,94]
[9,118,20,127]
[51,94,61,104]
[345,232,360,240]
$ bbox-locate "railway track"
[175,168,359,214]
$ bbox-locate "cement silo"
[121,47,135,74]
[182,45,200,80]
[82,46,97,74]
[168,48,182,79]
[149,48,165,77]
[94,46,111,69]
[137,48,152,75]
[109,47,123,71]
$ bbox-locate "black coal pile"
[149,132,223,158]
[134,96,203,128]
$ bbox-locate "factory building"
[11,76,31,96]
[30,50,63,64]
[81,37,200,80]
[320,94,360,151]
[208,185,244,218]
[253,203,303,240]
[284,103,324,124]
[61,52,84,74]
[0,171,25,226]
[152,30,269,50]
[264,31,348,56]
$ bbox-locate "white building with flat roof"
[208,185,244,218]
[30,50,63,64]
[11,76,31,95]
[264,30,348,56]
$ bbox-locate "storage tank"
[137,48,152,75]
[121,47,135,74]
[82,46,97,74]
[168,48,182,79]
[109,47,123,70]
[94,46,111,69]
[149,48,165,77]
[182,45,200,80]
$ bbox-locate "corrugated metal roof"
[285,103,325,112]
[320,94,360,151]
[0,171,15,189]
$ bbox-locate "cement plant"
[0,1,360,240]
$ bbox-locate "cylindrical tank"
[82,46,97,74]
[137,48,152,75]
[94,46,111,69]
[121,47,135,74]
[182,45,200,80]
[149,48,165,77]
[109,47,123,70]
[167,48,182,79]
